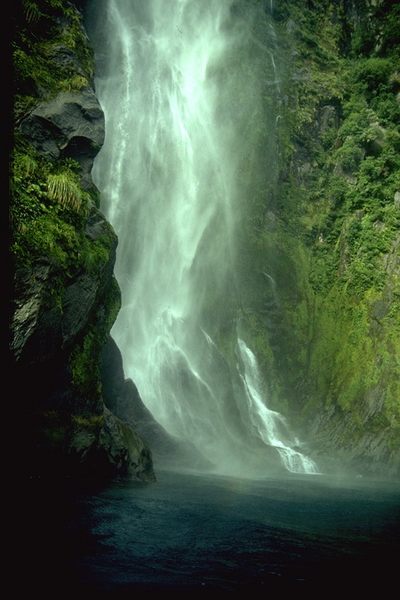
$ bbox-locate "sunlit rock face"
[89,0,317,477]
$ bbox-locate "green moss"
[71,413,104,430]
[11,1,96,274]
[237,1,400,460]
[14,1,93,104]
[59,74,90,92]
[70,331,102,400]
[104,276,122,333]
[68,275,120,403]
[14,214,81,267]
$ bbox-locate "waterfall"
[237,340,318,474]
[90,0,317,476]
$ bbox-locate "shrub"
[336,137,364,173]
[47,172,88,214]
[354,58,393,92]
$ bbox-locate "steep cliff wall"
[11,0,154,480]
[243,0,399,476]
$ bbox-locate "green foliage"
[354,58,393,92]
[47,171,88,214]
[351,3,400,59]
[13,214,81,268]
[242,0,400,456]
[306,284,400,436]
[59,75,89,92]
[11,146,93,269]
[11,0,106,277]
[14,95,37,122]
[13,0,93,101]
[22,0,42,24]
[335,136,364,173]
[71,414,104,430]
[11,148,49,227]
[70,331,102,400]
[16,153,38,178]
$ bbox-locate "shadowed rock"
[101,336,212,470]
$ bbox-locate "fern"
[60,75,89,92]
[18,154,38,178]
[47,172,86,213]
[22,0,42,24]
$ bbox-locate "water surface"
[24,470,400,591]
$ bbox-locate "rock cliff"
[11,0,154,480]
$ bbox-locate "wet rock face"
[317,104,340,134]
[20,90,104,189]
[12,262,57,364]
[100,336,213,471]
[11,206,156,480]
[11,207,116,366]
[100,336,181,456]
[99,408,155,481]
[308,395,400,478]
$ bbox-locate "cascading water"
[90,0,317,476]
[237,340,318,474]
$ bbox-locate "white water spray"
[91,0,317,476]
[237,340,318,474]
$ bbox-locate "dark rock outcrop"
[12,208,155,480]
[20,89,104,189]
[97,408,154,480]
[12,208,115,365]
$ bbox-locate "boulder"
[68,407,155,480]
[20,89,104,189]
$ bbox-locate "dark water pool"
[21,470,400,592]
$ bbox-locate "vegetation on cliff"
[11,0,154,479]
[242,0,399,474]
[12,1,99,267]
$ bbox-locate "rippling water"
[23,470,400,591]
